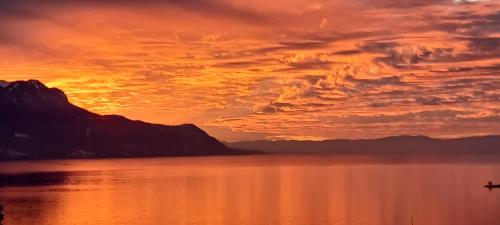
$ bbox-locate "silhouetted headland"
[0,80,258,160]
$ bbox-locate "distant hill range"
[0,79,253,160]
[226,135,500,155]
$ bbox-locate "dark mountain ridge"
[226,135,500,155]
[0,80,251,160]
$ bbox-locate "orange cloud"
[0,0,499,141]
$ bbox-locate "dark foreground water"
[0,155,500,225]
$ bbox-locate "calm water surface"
[0,155,500,225]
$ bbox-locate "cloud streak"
[0,0,499,140]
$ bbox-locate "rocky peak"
[0,79,69,109]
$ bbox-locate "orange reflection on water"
[1,155,500,225]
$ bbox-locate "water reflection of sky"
[0,156,500,225]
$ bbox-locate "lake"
[1,155,500,225]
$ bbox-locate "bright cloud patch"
[0,0,499,140]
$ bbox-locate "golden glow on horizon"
[0,0,499,141]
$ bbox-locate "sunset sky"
[0,0,499,141]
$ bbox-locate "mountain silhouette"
[0,80,251,160]
[226,135,500,155]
